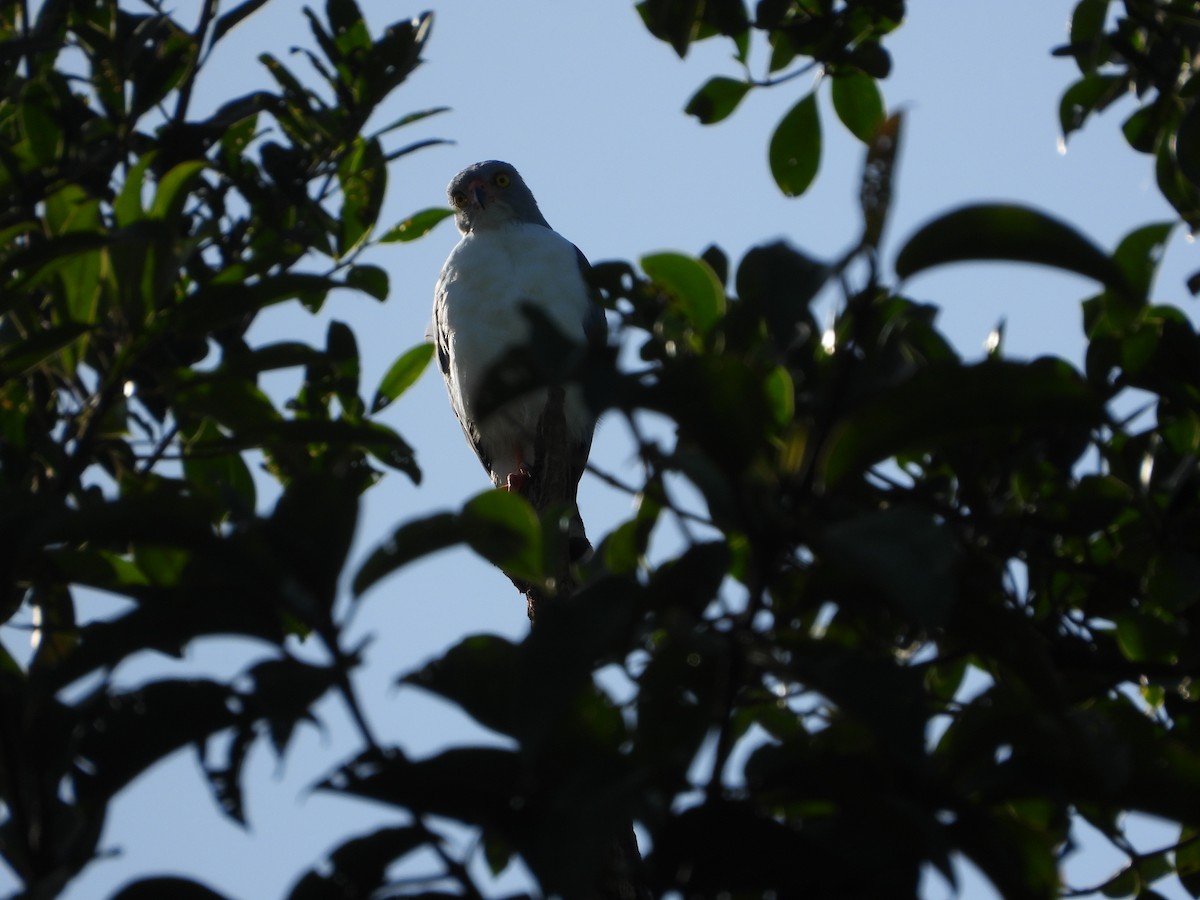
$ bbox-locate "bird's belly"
[437,226,594,480]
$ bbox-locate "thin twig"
[173,0,219,124]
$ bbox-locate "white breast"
[434,222,593,483]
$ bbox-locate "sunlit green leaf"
[379,207,454,243]
[461,489,543,584]
[150,160,207,224]
[371,343,434,413]
[641,252,726,334]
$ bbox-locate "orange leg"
[499,446,531,492]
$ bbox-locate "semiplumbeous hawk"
[432,160,605,554]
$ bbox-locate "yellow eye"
[450,191,466,208]
[493,172,511,188]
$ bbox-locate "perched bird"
[432,160,605,554]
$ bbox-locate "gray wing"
[433,291,498,482]
[575,246,608,351]
[570,245,606,484]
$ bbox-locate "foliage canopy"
[3,1,1200,898]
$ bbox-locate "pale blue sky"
[5,1,1195,898]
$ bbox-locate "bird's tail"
[568,510,592,563]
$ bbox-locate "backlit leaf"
[641,252,726,334]
[372,343,434,413]
[379,207,454,243]
[831,70,885,143]
[895,203,1134,299]
[769,92,821,197]
[685,76,752,125]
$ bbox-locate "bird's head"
[447,160,550,234]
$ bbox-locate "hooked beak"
[470,181,489,209]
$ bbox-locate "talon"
[506,465,531,493]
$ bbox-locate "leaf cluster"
[1057,0,1200,239]
[0,0,444,894]
[639,0,901,196]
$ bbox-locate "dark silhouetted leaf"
[0,322,91,377]
[352,511,462,597]
[287,826,429,900]
[820,506,960,628]
[402,634,521,737]
[820,359,1103,487]
[211,0,274,45]
[1112,222,1175,299]
[316,746,522,826]
[895,203,1134,299]
[685,76,752,124]
[112,877,232,900]
[345,263,389,301]
[1059,74,1124,139]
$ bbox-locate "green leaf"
[150,159,207,224]
[1112,222,1174,299]
[401,634,521,737]
[115,153,156,227]
[1059,74,1125,139]
[353,490,541,596]
[379,207,454,243]
[210,0,274,45]
[175,274,339,333]
[763,365,794,427]
[685,76,752,125]
[372,343,434,413]
[831,70,885,143]
[337,137,387,257]
[1176,100,1200,189]
[769,92,821,197]
[183,423,257,520]
[895,203,1135,299]
[599,492,661,576]
[18,80,63,163]
[1175,825,1200,895]
[345,263,389,301]
[1068,0,1113,73]
[460,490,543,583]
[352,511,462,597]
[641,252,726,334]
[1115,613,1180,664]
[0,322,91,377]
